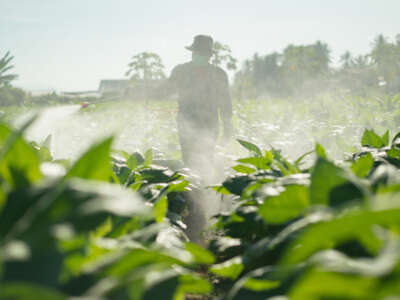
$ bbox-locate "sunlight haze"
[1,0,399,91]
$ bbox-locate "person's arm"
[218,70,233,141]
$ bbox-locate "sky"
[1,0,400,91]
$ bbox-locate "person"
[167,35,233,174]
[161,35,234,245]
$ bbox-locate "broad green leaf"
[237,157,271,170]
[382,130,389,147]
[264,150,274,162]
[243,278,280,291]
[223,175,253,196]
[38,145,52,162]
[185,242,215,265]
[289,270,377,300]
[209,257,244,280]
[91,217,112,238]
[361,129,386,148]
[237,139,262,156]
[127,153,139,169]
[310,158,353,205]
[154,196,168,223]
[167,180,189,193]
[66,137,113,181]
[351,153,374,178]
[259,185,309,224]
[315,143,327,158]
[212,185,232,195]
[107,248,183,276]
[144,149,153,166]
[282,208,400,265]
[73,179,151,218]
[0,123,42,187]
[0,283,67,300]
[387,148,400,160]
[232,164,256,174]
[174,274,212,300]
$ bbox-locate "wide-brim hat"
[185,35,214,56]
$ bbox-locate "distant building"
[61,90,100,98]
[98,78,169,99]
[98,79,130,96]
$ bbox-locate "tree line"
[233,34,400,98]
[1,34,399,105]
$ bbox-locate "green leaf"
[91,217,112,238]
[0,283,67,300]
[281,208,400,265]
[382,130,390,147]
[361,129,386,148]
[65,137,113,181]
[243,278,280,291]
[167,180,189,193]
[310,158,348,205]
[387,148,400,160]
[237,139,262,156]
[127,154,139,169]
[259,185,309,224]
[107,248,183,276]
[212,185,232,195]
[237,157,272,170]
[295,150,314,167]
[223,175,253,196]
[174,274,212,300]
[315,143,327,158]
[144,149,153,166]
[289,270,377,300]
[351,153,374,178]
[154,196,168,223]
[209,257,244,280]
[185,242,215,264]
[0,123,42,187]
[232,164,256,174]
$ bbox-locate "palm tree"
[339,51,354,69]
[353,55,370,69]
[0,51,18,87]
[313,40,331,71]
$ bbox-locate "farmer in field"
[161,35,233,244]
[168,35,233,173]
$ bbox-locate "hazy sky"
[1,0,399,91]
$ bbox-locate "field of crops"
[1,93,400,300]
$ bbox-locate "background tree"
[211,41,237,72]
[0,51,18,88]
[125,52,166,82]
[370,34,400,90]
[232,59,256,100]
[125,52,166,100]
[339,51,354,69]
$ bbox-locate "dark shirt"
[169,62,232,130]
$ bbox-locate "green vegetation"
[0,51,18,88]
[233,34,400,98]
[1,34,400,300]
[1,113,400,299]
